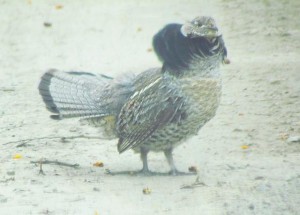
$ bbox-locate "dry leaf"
[147,48,153,52]
[279,133,289,141]
[55,4,63,10]
[13,154,22,159]
[93,161,104,167]
[188,166,198,173]
[142,187,151,195]
[241,145,249,150]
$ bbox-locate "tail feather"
[38,69,110,119]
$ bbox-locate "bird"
[38,16,228,175]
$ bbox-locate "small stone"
[223,58,230,64]
[248,204,255,210]
[0,197,7,203]
[233,128,243,132]
[93,187,100,192]
[188,166,198,173]
[287,136,300,143]
[7,171,15,176]
[60,137,69,143]
[280,32,291,37]
[254,176,264,180]
[43,22,52,27]
[226,165,235,170]
[270,80,281,85]
[69,127,78,132]
[248,29,258,35]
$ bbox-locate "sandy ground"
[1,0,300,214]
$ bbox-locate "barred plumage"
[38,16,228,175]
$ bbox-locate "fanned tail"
[38,69,111,120]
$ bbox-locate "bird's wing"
[116,75,187,153]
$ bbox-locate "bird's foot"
[169,169,197,176]
[136,168,154,176]
[105,168,196,176]
[105,168,154,176]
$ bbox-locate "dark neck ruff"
[153,24,227,77]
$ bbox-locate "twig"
[0,87,15,92]
[39,159,45,175]
[16,142,32,147]
[180,175,206,189]
[31,159,80,169]
[0,177,15,183]
[4,135,102,146]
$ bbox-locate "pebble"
[7,171,15,176]
[93,187,100,192]
[287,136,300,143]
[0,198,7,203]
[43,22,52,27]
[248,204,255,210]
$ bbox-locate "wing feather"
[116,76,187,153]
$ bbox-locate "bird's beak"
[203,27,219,38]
[181,24,220,38]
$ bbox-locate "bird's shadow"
[105,169,197,177]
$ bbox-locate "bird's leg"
[164,148,195,176]
[164,148,180,175]
[139,147,151,175]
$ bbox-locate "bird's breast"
[180,77,222,129]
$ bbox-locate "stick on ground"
[31,159,80,169]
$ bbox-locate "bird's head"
[181,16,220,40]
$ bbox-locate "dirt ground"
[1,0,299,214]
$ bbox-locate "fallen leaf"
[241,145,249,150]
[143,187,151,195]
[147,48,153,52]
[93,161,104,167]
[279,133,289,141]
[13,154,22,159]
[55,4,63,10]
[188,166,198,173]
